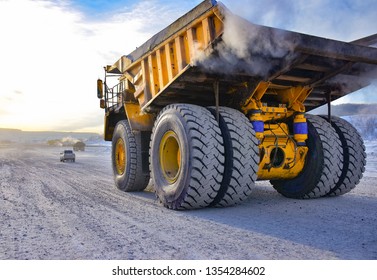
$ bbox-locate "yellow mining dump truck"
[97,0,377,209]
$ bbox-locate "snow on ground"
[0,143,376,260]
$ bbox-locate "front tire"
[150,104,225,210]
[112,120,149,192]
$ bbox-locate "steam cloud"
[193,8,297,78]
[193,4,377,89]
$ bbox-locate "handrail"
[104,82,123,112]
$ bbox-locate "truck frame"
[97,0,376,209]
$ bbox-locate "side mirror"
[97,79,103,99]
[100,99,105,109]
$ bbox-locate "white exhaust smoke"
[193,7,297,78]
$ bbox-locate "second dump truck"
[97,0,377,209]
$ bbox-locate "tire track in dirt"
[1,145,376,259]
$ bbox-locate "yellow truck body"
[98,0,377,209]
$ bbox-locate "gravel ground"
[0,144,376,260]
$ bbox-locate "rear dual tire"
[207,107,259,207]
[150,104,259,209]
[271,114,365,198]
[150,104,225,210]
[319,115,366,196]
[271,114,343,198]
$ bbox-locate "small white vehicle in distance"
[60,150,75,162]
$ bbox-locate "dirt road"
[0,144,376,259]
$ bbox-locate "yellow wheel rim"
[159,131,181,184]
[115,138,126,175]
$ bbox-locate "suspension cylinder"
[250,110,264,140]
[293,113,308,146]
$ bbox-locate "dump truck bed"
[107,0,377,113]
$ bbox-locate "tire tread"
[319,115,366,196]
[208,107,259,207]
[150,104,225,210]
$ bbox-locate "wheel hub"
[159,131,181,184]
[115,138,126,175]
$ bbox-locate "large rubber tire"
[150,104,225,210]
[271,114,343,198]
[319,115,366,196]
[112,120,150,192]
[208,107,259,207]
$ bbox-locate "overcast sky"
[0,0,376,132]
